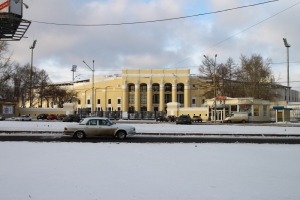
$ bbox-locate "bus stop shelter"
[273,106,293,122]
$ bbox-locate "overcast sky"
[7,0,300,90]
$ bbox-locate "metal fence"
[77,108,165,120]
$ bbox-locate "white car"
[63,117,136,139]
[16,115,32,121]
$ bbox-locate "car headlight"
[130,128,135,131]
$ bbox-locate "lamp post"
[83,60,94,115]
[29,39,37,108]
[283,38,291,102]
[203,54,217,124]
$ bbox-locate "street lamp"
[283,38,290,87]
[203,54,217,124]
[83,60,94,115]
[29,39,37,107]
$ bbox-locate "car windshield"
[106,119,113,125]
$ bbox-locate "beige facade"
[73,68,209,114]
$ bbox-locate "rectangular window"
[78,100,81,105]
[87,99,90,104]
[231,105,237,112]
[192,98,196,104]
[117,99,121,104]
[97,99,100,104]
[129,94,135,104]
[263,105,267,116]
[108,99,111,104]
[254,105,259,116]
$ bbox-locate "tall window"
[108,99,111,104]
[78,100,81,105]
[153,94,159,104]
[141,94,147,104]
[97,99,100,104]
[165,94,172,103]
[165,84,172,92]
[177,94,184,104]
[129,85,135,92]
[117,99,121,104]
[141,106,147,111]
[129,94,135,104]
[153,84,159,92]
[87,99,90,104]
[141,85,147,92]
[177,84,184,92]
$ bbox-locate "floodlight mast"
[283,38,291,88]
[29,40,37,107]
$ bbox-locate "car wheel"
[241,120,246,123]
[116,131,126,139]
[228,120,232,123]
[75,131,85,139]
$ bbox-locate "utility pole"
[83,60,95,115]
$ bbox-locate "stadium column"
[147,79,153,111]
[122,79,128,112]
[159,80,165,111]
[135,79,140,111]
[172,80,177,103]
[184,78,191,107]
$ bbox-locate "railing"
[77,108,161,120]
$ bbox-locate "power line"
[271,61,300,64]
[29,1,278,26]
[167,1,300,69]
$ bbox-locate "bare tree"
[199,54,280,101]
[236,54,279,101]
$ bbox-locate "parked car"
[192,115,202,122]
[0,115,5,121]
[47,114,58,120]
[62,114,81,122]
[57,114,66,120]
[16,115,32,121]
[156,115,168,122]
[63,117,136,139]
[176,115,192,125]
[37,114,48,120]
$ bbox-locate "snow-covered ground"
[1,121,300,200]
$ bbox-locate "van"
[223,112,249,123]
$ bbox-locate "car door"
[98,119,115,136]
[84,119,100,136]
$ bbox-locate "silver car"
[15,115,32,121]
[0,115,5,121]
[63,117,136,139]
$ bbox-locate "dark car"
[37,114,48,120]
[176,115,192,125]
[62,114,81,122]
[57,114,66,120]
